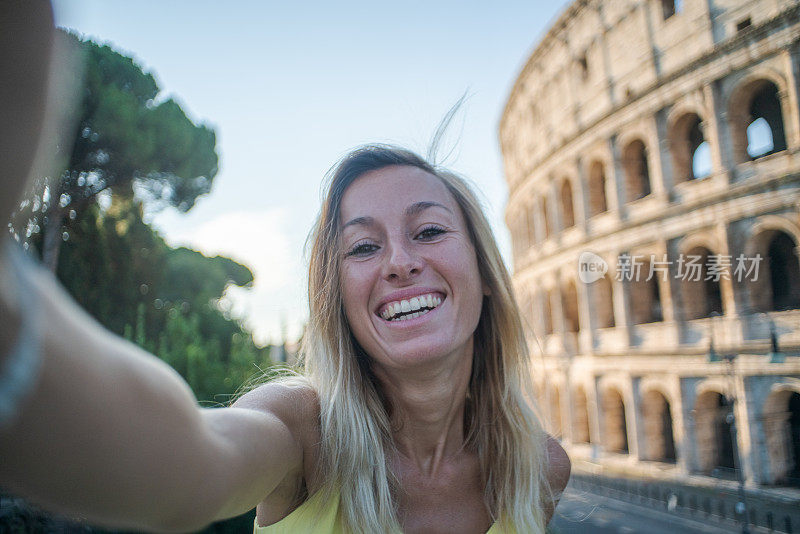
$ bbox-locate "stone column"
[610,251,633,346]
[632,377,647,461]
[646,115,669,202]
[715,221,739,317]
[572,157,588,231]
[732,363,756,485]
[655,107,675,195]
[609,134,628,220]
[655,239,677,324]
[781,48,800,151]
[702,83,726,179]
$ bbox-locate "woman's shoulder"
[546,435,571,498]
[232,379,321,442]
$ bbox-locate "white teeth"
[380,293,443,321]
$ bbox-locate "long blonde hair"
[300,145,551,532]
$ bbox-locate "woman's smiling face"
[338,165,485,371]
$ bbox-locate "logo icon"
[578,251,608,283]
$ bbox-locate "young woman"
[0,2,569,532]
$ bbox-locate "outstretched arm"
[0,3,305,530]
[0,251,303,532]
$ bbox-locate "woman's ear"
[482,281,491,296]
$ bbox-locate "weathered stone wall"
[501,0,800,487]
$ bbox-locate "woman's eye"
[416,225,446,240]
[346,242,378,257]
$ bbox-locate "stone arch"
[561,278,580,333]
[592,274,615,328]
[668,109,710,182]
[559,177,576,229]
[678,231,722,258]
[728,73,789,163]
[694,389,736,475]
[573,385,592,443]
[641,387,678,463]
[587,159,609,216]
[761,381,800,486]
[602,386,630,454]
[679,245,724,319]
[621,138,652,202]
[742,219,800,312]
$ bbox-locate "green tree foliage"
[22,30,218,272]
[2,30,262,534]
[58,198,272,405]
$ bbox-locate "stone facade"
[500,0,800,487]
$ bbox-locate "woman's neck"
[372,348,473,478]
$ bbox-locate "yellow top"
[253,487,512,533]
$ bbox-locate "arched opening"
[541,197,551,239]
[629,258,663,324]
[748,82,787,158]
[730,79,787,162]
[661,0,682,19]
[561,280,580,333]
[747,118,774,159]
[560,179,575,229]
[791,393,800,486]
[762,389,800,487]
[693,141,712,179]
[768,233,800,311]
[680,246,724,319]
[670,113,710,183]
[588,160,608,216]
[622,139,652,202]
[550,386,563,438]
[642,390,677,463]
[695,391,736,476]
[574,387,592,443]
[593,275,615,328]
[602,388,629,454]
[747,230,800,312]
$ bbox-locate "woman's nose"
[383,240,422,281]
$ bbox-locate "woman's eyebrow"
[406,201,453,216]
[341,216,373,231]
[342,201,452,230]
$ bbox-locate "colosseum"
[500,0,800,522]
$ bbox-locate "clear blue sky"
[53,0,570,345]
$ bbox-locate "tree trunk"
[42,203,65,273]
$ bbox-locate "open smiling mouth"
[379,293,443,322]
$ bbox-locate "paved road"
[550,488,739,533]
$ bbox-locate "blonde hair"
[299,145,551,532]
